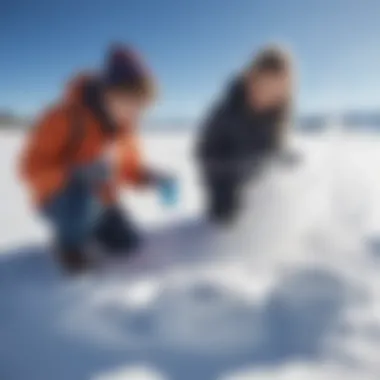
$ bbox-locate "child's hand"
[275,149,302,168]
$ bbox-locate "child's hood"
[63,73,97,105]
[62,73,120,136]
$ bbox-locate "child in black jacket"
[197,46,293,223]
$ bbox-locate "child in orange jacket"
[19,45,175,273]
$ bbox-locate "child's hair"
[246,45,294,105]
[247,45,292,76]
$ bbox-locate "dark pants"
[206,175,241,223]
[43,177,139,254]
[203,157,267,224]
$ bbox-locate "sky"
[1,0,380,118]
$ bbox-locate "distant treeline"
[298,111,380,133]
[0,110,29,129]
[1,109,380,132]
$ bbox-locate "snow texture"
[1,128,380,379]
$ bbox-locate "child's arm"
[117,133,156,187]
[273,105,291,152]
[117,133,175,191]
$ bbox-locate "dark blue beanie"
[103,44,149,90]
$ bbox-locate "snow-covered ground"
[1,128,380,380]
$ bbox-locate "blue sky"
[1,0,380,117]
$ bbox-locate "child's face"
[104,90,145,127]
[247,71,289,111]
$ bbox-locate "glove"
[158,176,179,207]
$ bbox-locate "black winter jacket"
[197,77,288,182]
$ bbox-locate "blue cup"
[159,178,179,207]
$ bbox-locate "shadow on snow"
[0,218,350,380]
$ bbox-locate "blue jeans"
[43,177,139,253]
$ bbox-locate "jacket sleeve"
[19,107,70,201]
[117,132,147,186]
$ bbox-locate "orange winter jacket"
[19,75,145,206]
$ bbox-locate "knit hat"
[103,44,155,99]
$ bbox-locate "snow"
[1,128,380,379]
